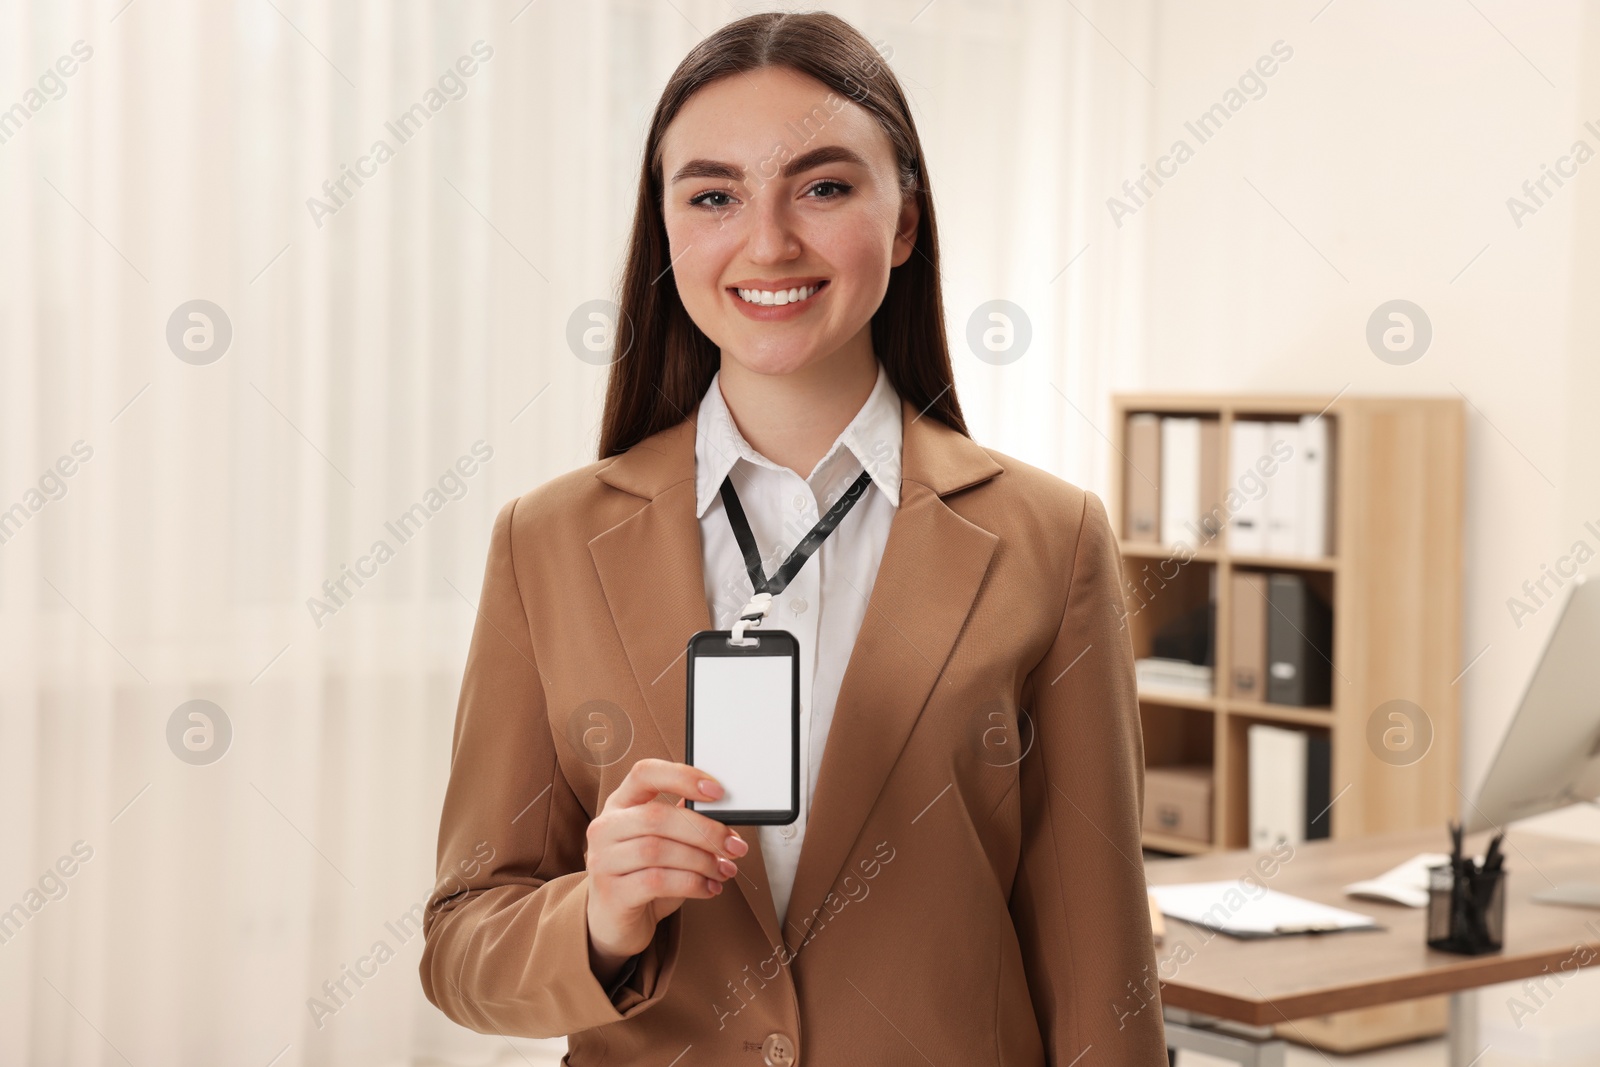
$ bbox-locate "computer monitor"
[1468,574,1600,907]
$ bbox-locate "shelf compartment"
[1139,701,1215,767]
[1121,554,1216,697]
[1139,702,1217,851]
[1222,712,1334,850]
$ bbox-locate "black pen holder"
[1426,863,1506,955]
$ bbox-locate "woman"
[421,11,1166,1065]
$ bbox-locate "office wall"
[1136,0,1598,796]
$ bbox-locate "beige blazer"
[420,395,1167,1066]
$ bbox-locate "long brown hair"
[596,10,968,460]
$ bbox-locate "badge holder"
[684,593,800,825]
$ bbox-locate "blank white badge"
[690,652,794,816]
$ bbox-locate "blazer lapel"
[780,399,1001,950]
[588,394,1004,956]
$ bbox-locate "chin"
[720,341,833,378]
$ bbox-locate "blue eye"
[806,180,852,199]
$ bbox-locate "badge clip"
[729,592,773,647]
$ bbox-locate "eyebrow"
[668,144,870,184]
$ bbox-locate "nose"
[740,185,802,263]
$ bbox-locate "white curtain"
[0,1,1153,1064]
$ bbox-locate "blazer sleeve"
[419,496,682,1039]
[1009,489,1167,1064]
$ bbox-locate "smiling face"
[658,65,919,380]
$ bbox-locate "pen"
[1484,830,1505,874]
[1448,820,1471,944]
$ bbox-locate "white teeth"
[736,283,822,306]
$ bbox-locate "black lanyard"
[719,467,874,597]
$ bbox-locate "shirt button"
[790,597,808,614]
[792,493,807,511]
[763,1032,796,1066]
[780,823,797,839]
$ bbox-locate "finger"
[608,798,746,860]
[611,867,724,908]
[591,836,736,883]
[607,757,724,810]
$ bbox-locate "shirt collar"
[694,359,903,519]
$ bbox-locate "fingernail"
[708,878,723,894]
[718,857,738,878]
[699,778,723,799]
[726,834,749,857]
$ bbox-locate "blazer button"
[761,1032,796,1066]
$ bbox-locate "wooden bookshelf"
[1112,393,1464,851]
[1114,393,1465,1052]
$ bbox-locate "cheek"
[819,232,885,277]
[810,197,901,278]
[662,211,731,300]
[809,226,893,307]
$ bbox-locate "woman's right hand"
[584,757,748,983]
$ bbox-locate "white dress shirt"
[693,359,902,927]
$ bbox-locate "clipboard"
[1149,881,1382,939]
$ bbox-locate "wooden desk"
[1145,828,1600,1065]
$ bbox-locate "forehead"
[659,64,894,173]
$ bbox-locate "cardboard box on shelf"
[1143,764,1213,844]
